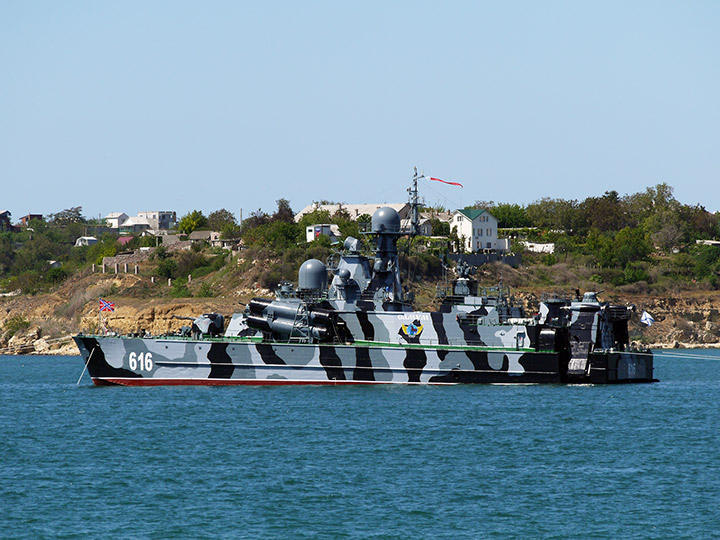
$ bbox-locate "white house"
[451,209,507,253]
[105,212,129,229]
[137,211,176,230]
[400,217,433,236]
[306,224,341,243]
[105,211,176,231]
[119,216,151,234]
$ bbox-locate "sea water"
[1,351,719,540]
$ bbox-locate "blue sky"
[2,1,718,221]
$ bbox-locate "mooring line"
[76,346,97,386]
[654,349,720,361]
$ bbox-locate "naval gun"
[173,313,225,338]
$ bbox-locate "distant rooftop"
[456,208,492,220]
[294,202,410,222]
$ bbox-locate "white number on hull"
[128,352,153,371]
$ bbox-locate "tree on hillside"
[272,199,295,223]
[686,205,719,239]
[646,209,685,253]
[421,204,447,215]
[623,183,680,224]
[0,233,15,274]
[647,182,678,210]
[492,203,531,228]
[449,226,463,253]
[586,230,616,268]
[332,206,352,221]
[469,200,495,210]
[208,209,239,239]
[429,218,450,236]
[12,235,62,272]
[85,235,118,265]
[586,227,652,269]
[614,227,653,267]
[693,244,720,283]
[208,209,236,230]
[526,198,581,232]
[242,221,302,250]
[241,209,270,232]
[356,213,372,225]
[178,210,208,234]
[297,209,332,231]
[0,211,12,232]
[579,190,627,232]
[49,207,85,225]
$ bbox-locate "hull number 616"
[129,351,153,371]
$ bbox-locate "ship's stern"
[587,350,655,383]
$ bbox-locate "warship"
[74,173,654,386]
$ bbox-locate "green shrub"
[4,315,30,338]
[8,270,44,294]
[196,282,216,297]
[153,245,169,260]
[623,264,651,284]
[191,266,213,279]
[86,239,117,265]
[46,267,69,284]
[169,279,191,298]
[542,253,558,266]
[175,251,209,277]
[260,270,283,290]
[210,255,227,270]
[156,258,177,279]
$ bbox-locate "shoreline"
[647,342,720,350]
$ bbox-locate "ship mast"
[408,166,421,236]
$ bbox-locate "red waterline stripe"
[93,377,413,387]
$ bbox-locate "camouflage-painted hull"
[73,335,653,386]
